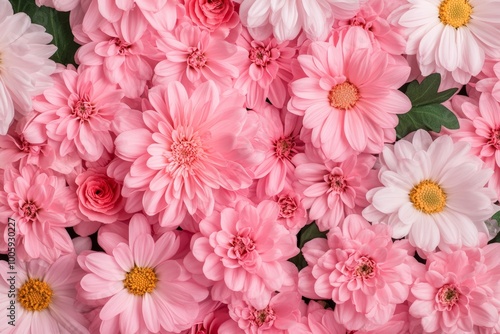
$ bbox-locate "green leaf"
[289,222,327,271]
[491,211,500,226]
[298,222,327,249]
[9,0,79,65]
[396,73,459,139]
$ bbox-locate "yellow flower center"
[328,81,360,110]
[123,266,158,296]
[409,180,447,214]
[18,278,53,311]
[439,0,473,28]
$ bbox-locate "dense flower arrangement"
[1,0,500,333]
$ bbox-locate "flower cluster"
[1,0,500,332]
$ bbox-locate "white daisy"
[399,0,500,84]
[363,130,498,252]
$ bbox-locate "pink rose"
[186,0,239,33]
[75,168,126,224]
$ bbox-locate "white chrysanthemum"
[236,0,360,42]
[363,130,498,252]
[399,0,500,84]
[0,0,56,134]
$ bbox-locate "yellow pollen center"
[328,81,360,110]
[439,0,473,28]
[123,266,158,296]
[18,279,53,311]
[409,180,447,214]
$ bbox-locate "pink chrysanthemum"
[75,7,160,98]
[0,255,89,334]
[399,0,500,84]
[0,0,56,134]
[115,81,262,228]
[234,28,295,109]
[446,93,500,200]
[235,0,360,42]
[226,292,302,333]
[0,165,78,261]
[78,215,209,333]
[154,21,245,92]
[299,215,416,331]
[190,200,299,309]
[333,0,407,55]
[33,65,127,163]
[363,130,498,252]
[298,300,346,334]
[288,32,411,160]
[476,61,500,103]
[293,146,379,231]
[252,105,304,197]
[409,244,500,333]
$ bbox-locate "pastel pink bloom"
[78,216,209,333]
[445,93,500,200]
[115,81,261,228]
[154,21,245,92]
[36,0,79,11]
[363,130,498,252]
[297,301,346,334]
[226,292,303,333]
[0,0,56,134]
[75,7,160,98]
[253,105,304,196]
[184,305,235,334]
[476,61,500,103]
[185,0,240,35]
[190,200,299,309]
[409,245,500,333]
[32,65,127,163]
[92,0,167,23]
[399,0,500,85]
[235,0,360,42]
[0,255,89,334]
[333,0,407,55]
[74,167,128,225]
[288,32,411,160]
[0,114,57,171]
[299,215,415,331]
[293,147,379,231]
[270,187,308,234]
[234,28,296,108]
[0,165,78,261]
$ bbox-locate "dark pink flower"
[185,0,239,34]
[75,167,127,224]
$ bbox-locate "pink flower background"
[1,0,500,333]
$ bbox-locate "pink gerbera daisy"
[115,81,262,228]
[363,129,498,252]
[288,31,411,160]
[0,255,89,334]
[78,216,209,333]
[399,0,500,84]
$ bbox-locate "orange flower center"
[124,266,158,296]
[409,180,447,214]
[439,0,473,28]
[18,278,53,311]
[328,81,360,110]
